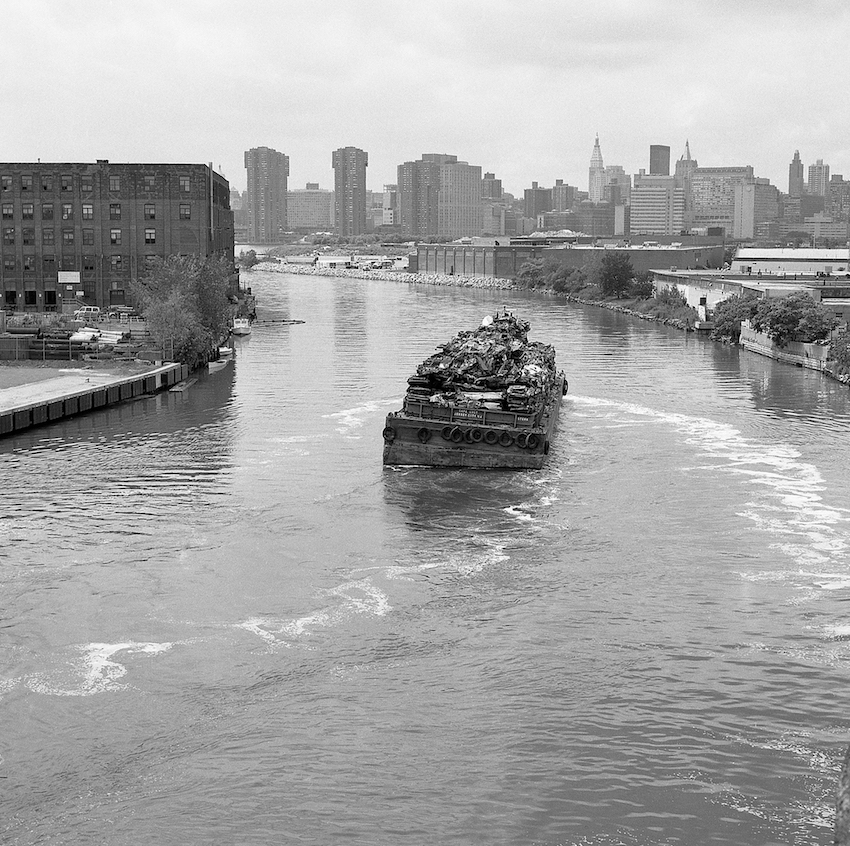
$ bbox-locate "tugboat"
[382,312,567,469]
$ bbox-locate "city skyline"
[3,1,849,196]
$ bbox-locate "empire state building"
[588,136,605,203]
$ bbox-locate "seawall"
[0,362,189,437]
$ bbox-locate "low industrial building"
[416,241,724,280]
[0,160,234,313]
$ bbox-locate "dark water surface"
[3,270,850,845]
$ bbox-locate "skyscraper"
[244,146,289,244]
[807,158,830,197]
[332,146,368,237]
[397,154,482,240]
[649,145,671,176]
[674,140,698,229]
[630,172,684,235]
[588,136,605,203]
[789,150,804,198]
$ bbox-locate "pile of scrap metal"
[405,312,558,414]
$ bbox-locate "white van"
[73,306,102,321]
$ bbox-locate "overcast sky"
[4,0,849,197]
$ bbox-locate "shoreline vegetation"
[256,258,850,389]
[261,259,698,331]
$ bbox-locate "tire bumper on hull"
[383,440,547,469]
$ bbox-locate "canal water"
[2,270,850,845]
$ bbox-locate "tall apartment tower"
[789,150,805,198]
[807,158,830,197]
[332,146,368,237]
[649,145,671,176]
[397,154,482,240]
[244,146,289,244]
[588,136,606,203]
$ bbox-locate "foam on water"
[324,397,399,435]
[25,641,173,696]
[237,577,391,648]
[575,395,850,586]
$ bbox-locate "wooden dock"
[0,362,189,437]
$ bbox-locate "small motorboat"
[231,318,252,336]
[218,346,233,357]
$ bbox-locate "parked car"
[107,306,140,321]
[73,306,102,321]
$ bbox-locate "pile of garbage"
[406,312,558,414]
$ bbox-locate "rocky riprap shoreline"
[266,262,694,331]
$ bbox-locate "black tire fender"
[417,427,431,444]
[382,426,396,443]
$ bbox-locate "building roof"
[735,247,850,261]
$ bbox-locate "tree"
[750,291,837,347]
[828,331,850,375]
[630,271,654,299]
[599,252,634,298]
[236,249,259,269]
[710,293,758,343]
[131,255,233,368]
[516,258,545,288]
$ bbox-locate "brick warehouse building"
[0,160,234,313]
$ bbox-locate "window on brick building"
[144,228,156,244]
[44,290,57,307]
[110,203,121,220]
[82,204,93,220]
[21,175,32,191]
[23,256,35,272]
[61,203,73,220]
[61,175,73,192]
[110,229,122,245]
[179,203,191,219]
[2,176,12,192]
[4,258,16,273]
[3,228,14,245]
[42,203,54,220]
[144,255,158,269]
[42,175,53,192]
[5,290,16,304]
[42,255,56,274]
[144,204,156,220]
[24,290,37,306]
[83,256,96,274]
[62,229,74,245]
[22,203,33,220]
[1,203,11,219]
[81,176,92,192]
[180,176,190,192]
[144,175,155,190]
[43,229,54,245]
[82,229,94,245]
[22,229,35,245]
[111,255,123,270]
[109,175,120,192]
[61,255,76,271]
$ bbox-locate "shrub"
[751,291,837,347]
[710,294,759,343]
[630,271,654,299]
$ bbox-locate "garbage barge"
[382,312,567,469]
